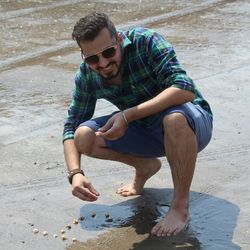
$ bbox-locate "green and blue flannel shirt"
[63,27,212,142]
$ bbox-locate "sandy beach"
[0,0,249,249]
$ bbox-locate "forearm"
[125,87,194,122]
[63,139,81,171]
[64,139,100,201]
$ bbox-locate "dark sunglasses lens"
[102,47,116,58]
[85,55,99,65]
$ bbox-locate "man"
[63,12,213,237]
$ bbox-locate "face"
[80,28,122,80]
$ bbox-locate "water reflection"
[67,188,240,250]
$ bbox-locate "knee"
[74,126,96,155]
[163,113,189,137]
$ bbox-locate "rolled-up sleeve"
[147,31,195,94]
[62,71,97,143]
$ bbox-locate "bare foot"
[116,158,161,196]
[151,207,189,237]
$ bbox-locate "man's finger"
[72,186,98,201]
[95,128,112,138]
[98,119,113,132]
[76,191,98,202]
[87,183,100,196]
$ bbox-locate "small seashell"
[33,228,39,234]
[79,216,85,221]
[43,231,48,236]
[73,219,78,224]
[105,217,113,222]
[60,229,66,234]
[53,234,58,238]
[61,234,67,241]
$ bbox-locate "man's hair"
[72,12,118,46]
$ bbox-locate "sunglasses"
[81,43,118,65]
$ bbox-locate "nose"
[97,54,110,67]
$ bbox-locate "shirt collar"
[119,30,132,49]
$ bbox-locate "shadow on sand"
[67,188,240,250]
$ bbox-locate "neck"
[102,73,121,86]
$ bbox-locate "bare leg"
[74,126,161,196]
[151,113,197,237]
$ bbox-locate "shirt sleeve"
[146,31,195,93]
[62,70,97,143]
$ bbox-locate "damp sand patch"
[66,226,200,250]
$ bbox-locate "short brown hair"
[72,12,118,46]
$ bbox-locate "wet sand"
[0,0,250,249]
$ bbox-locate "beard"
[100,62,121,81]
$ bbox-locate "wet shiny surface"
[0,0,194,67]
[65,189,241,249]
[0,0,250,249]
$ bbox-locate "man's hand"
[71,174,100,202]
[95,111,128,140]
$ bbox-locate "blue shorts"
[78,102,213,157]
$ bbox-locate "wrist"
[67,169,85,184]
[71,172,85,185]
[123,108,136,124]
[121,111,129,126]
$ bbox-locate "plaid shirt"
[63,27,212,142]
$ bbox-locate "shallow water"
[66,189,240,250]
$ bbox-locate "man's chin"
[101,70,120,81]
[102,74,116,80]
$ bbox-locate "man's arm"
[96,87,194,140]
[64,139,100,201]
[125,86,194,123]
[63,68,98,201]
[64,139,81,172]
